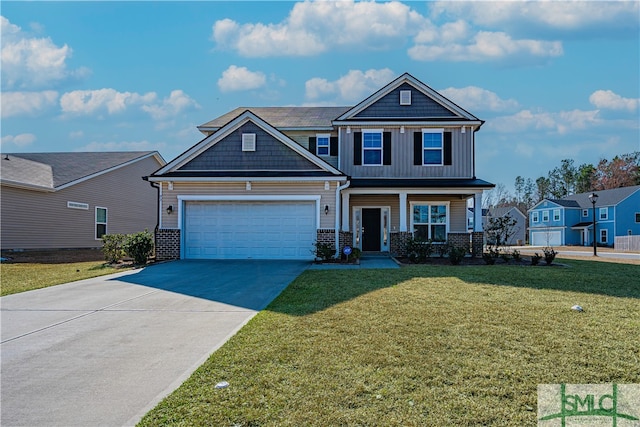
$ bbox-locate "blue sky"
[2,1,639,192]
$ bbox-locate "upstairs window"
[553,209,561,221]
[635,213,640,223]
[542,210,549,222]
[599,207,608,220]
[532,212,539,223]
[316,134,330,156]
[96,207,107,240]
[422,129,443,165]
[362,130,383,166]
[582,209,588,217]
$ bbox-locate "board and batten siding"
[161,181,339,230]
[1,156,162,250]
[339,126,473,179]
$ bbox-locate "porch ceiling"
[349,178,494,189]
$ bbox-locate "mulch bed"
[395,255,560,267]
[1,249,106,264]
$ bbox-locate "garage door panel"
[184,201,316,260]
[532,230,562,246]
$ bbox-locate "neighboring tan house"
[485,206,527,246]
[528,185,640,247]
[149,73,494,260]
[0,151,165,251]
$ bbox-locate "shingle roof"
[1,151,160,189]
[561,185,640,208]
[198,107,351,130]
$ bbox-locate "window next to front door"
[96,207,107,239]
[411,203,448,242]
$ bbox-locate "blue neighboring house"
[528,185,640,247]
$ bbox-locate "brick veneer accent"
[447,232,471,254]
[391,231,412,257]
[339,231,353,254]
[471,231,484,258]
[156,229,180,261]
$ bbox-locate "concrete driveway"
[1,260,308,427]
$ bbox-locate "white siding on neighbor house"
[161,181,340,230]
[1,156,162,250]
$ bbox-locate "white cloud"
[1,133,36,148]
[141,90,200,120]
[217,66,267,92]
[488,109,600,134]
[305,68,396,103]
[212,1,424,57]
[1,16,89,89]
[75,140,166,152]
[589,90,639,112]
[438,86,519,112]
[429,1,639,35]
[69,130,84,139]
[1,90,58,118]
[60,88,156,115]
[409,31,563,63]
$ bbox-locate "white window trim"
[421,128,444,166]
[599,207,608,220]
[582,209,588,217]
[635,212,640,223]
[542,210,550,222]
[362,129,383,166]
[316,133,330,157]
[242,133,256,152]
[532,211,539,223]
[400,90,411,106]
[409,201,450,241]
[95,206,107,240]
[553,209,560,221]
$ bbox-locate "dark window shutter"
[330,136,338,156]
[309,137,316,154]
[354,132,362,165]
[444,131,452,165]
[383,132,392,165]
[413,132,422,165]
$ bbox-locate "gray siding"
[284,130,339,169]
[180,122,320,171]
[354,83,458,119]
[1,156,163,250]
[339,126,473,178]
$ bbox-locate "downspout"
[335,179,351,258]
[142,176,160,257]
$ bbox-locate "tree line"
[484,151,640,212]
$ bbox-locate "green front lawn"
[140,260,639,426]
[1,261,126,296]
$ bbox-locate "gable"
[153,110,344,178]
[354,82,458,119]
[334,73,481,124]
[179,122,321,171]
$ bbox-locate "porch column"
[474,192,483,232]
[399,192,408,232]
[341,192,350,232]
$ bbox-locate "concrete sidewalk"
[1,260,308,427]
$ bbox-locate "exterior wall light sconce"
[324,205,329,215]
[166,205,173,215]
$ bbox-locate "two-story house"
[149,73,494,260]
[528,185,640,247]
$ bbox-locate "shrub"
[313,241,335,261]
[531,253,542,266]
[435,242,450,258]
[499,250,511,263]
[102,234,126,263]
[543,247,557,265]
[350,247,362,260]
[123,230,155,265]
[405,238,433,263]
[512,249,522,262]
[448,246,467,265]
[482,246,499,265]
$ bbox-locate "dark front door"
[362,208,381,251]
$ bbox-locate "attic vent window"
[242,133,256,152]
[400,90,411,106]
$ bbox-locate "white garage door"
[531,230,562,246]
[183,201,316,260]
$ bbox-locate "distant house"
[0,151,165,251]
[486,206,527,246]
[528,185,640,247]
